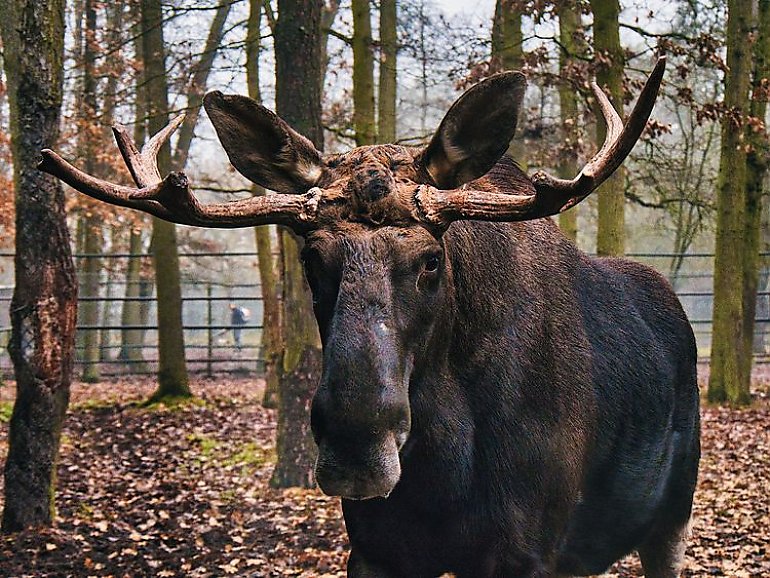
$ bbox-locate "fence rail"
[1,250,770,379]
[0,250,269,379]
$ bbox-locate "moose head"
[40,59,665,500]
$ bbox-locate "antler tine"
[414,185,536,226]
[584,80,624,177]
[111,113,186,188]
[530,57,666,215]
[141,113,186,177]
[112,124,154,187]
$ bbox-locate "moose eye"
[424,255,440,273]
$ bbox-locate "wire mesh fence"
[2,250,770,380]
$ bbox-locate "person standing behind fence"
[228,303,249,350]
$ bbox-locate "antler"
[38,115,324,229]
[414,57,666,227]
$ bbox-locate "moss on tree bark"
[709,0,755,406]
[590,0,625,256]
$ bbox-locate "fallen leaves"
[0,377,767,577]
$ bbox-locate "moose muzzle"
[314,431,405,499]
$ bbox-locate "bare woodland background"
[0,2,768,573]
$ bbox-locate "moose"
[40,57,700,577]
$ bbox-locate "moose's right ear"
[204,91,325,194]
[420,72,526,190]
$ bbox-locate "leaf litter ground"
[0,375,768,577]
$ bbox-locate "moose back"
[41,58,700,577]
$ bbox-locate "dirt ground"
[0,375,768,578]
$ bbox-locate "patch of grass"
[141,395,206,411]
[75,502,95,520]
[223,441,276,470]
[71,398,121,412]
[0,401,13,423]
[219,488,239,504]
[186,433,220,468]
[199,436,219,456]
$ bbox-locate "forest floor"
[0,375,768,577]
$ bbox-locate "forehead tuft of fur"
[319,145,424,226]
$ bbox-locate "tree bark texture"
[78,0,102,382]
[0,0,77,532]
[140,0,191,400]
[708,0,755,405]
[319,1,341,94]
[590,0,625,256]
[120,3,150,370]
[492,0,526,167]
[247,0,282,409]
[378,0,397,143]
[492,0,523,71]
[352,0,376,145]
[271,0,324,488]
[556,1,584,242]
[740,0,770,392]
[270,228,323,488]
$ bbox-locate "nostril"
[395,431,408,450]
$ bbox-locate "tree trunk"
[97,4,125,365]
[98,229,119,362]
[270,0,324,489]
[144,0,230,394]
[102,2,124,127]
[119,231,149,371]
[256,225,282,408]
[590,0,625,256]
[79,0,102,382]
[352,0,376,145]
[140,0,191,400]
[492,0,526,167]
[120,3,149,371]
[708,0,754,405]
[492,0,523,71]
[320,1,341,94]
[247,0,275,396]
[0,0,77,532]
[740,0,770,394]
[556,1,584,242]
[98,260,113,362]
[378,0,397,143]
[80,222,102,381]
[247,0,283,409]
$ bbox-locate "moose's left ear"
[420,72,526,189]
